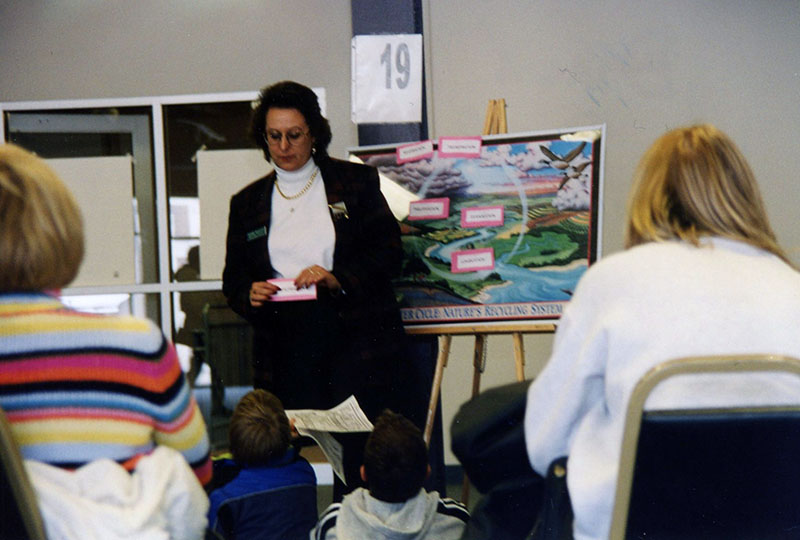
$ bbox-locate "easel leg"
[424,335,451,446]
[462,334,487,504]
[471,334,487,396]
[513,332,525,381]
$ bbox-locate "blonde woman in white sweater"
[524,124,800,540]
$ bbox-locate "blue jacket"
[207,448,317,540]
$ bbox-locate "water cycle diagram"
[354,126,604,327]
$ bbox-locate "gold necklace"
[275,168,318,200]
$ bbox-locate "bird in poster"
[539,141,586,170]
[559,160,591,189]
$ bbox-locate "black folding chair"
[610,354,800,540]
[0,406,47,539]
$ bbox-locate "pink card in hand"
[267,278,317,301]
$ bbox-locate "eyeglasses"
[263,129,310,147]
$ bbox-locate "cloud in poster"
[479,143,552,173]
[361,140,593,207]
[363,155,470,196]
[552,169,592,211]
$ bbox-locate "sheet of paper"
[451,247,495,273]
[287,396,374,486]
[296,428,346,484]
[397,140,434,163]
[408,198,450,221]
[461,205,505,228]
[351,34,423,123]
[287,395,374,433]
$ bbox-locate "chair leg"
[210,366,227,416]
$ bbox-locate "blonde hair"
[624,124,789,263]
[0,144,84,291]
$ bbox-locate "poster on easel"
[350,125,605,329]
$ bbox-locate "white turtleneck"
[268,158,335,279]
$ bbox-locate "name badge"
[247,226,267,242]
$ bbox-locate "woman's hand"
[249,280,280,307]
[296,265,341,294]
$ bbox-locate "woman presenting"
[222,81,407,493]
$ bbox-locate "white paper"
[287,395,374,433]
[348,154,419,221]
[197,149,272,280]
[48,156,136,287]
[287,395,374,486]
[351,34,423,123]
[295,428,346,483]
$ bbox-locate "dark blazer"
[222,156,405,396]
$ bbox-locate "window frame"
[0,91,258,338]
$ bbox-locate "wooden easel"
[483,98,507,136]
[408,322,555,444]
[407,99,556,503]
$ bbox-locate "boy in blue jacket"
[207,389,317,540]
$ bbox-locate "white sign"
[196,149,272,280]
[351,33,423,123]
[48,156,136,287]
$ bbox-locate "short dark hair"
[228,389,291,466]
[363,410,428,503]
[250,80,332,162]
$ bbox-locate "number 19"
[380,42,411,90]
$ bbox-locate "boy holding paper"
[207,389,317,540]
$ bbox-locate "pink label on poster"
[267,278,317,302]
[438,136,482,158]
[408,198,450,221]
[451,248,495,273]
[397,140,434,163]
[461,205,504,228]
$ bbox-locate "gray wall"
[427,0,800,463]
[2,0,798,463]
[0,0,358,157]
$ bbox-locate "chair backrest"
[609,354,800,540]
[0,406,48,539]
[201,302,253,388]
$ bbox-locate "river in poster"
[353,126,604,328]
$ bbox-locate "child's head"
[228,389,291,466]
[361,410,429,503]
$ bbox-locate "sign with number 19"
[351,34,423,124]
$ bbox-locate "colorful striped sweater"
[0,292,212,485]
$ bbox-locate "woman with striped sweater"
[0,144,211,487]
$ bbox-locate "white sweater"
[26,445,209,540]
[269,159,335,279]
[524,238,800,540]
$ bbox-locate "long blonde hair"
[624,124,789,263]
[0,144,84,291]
